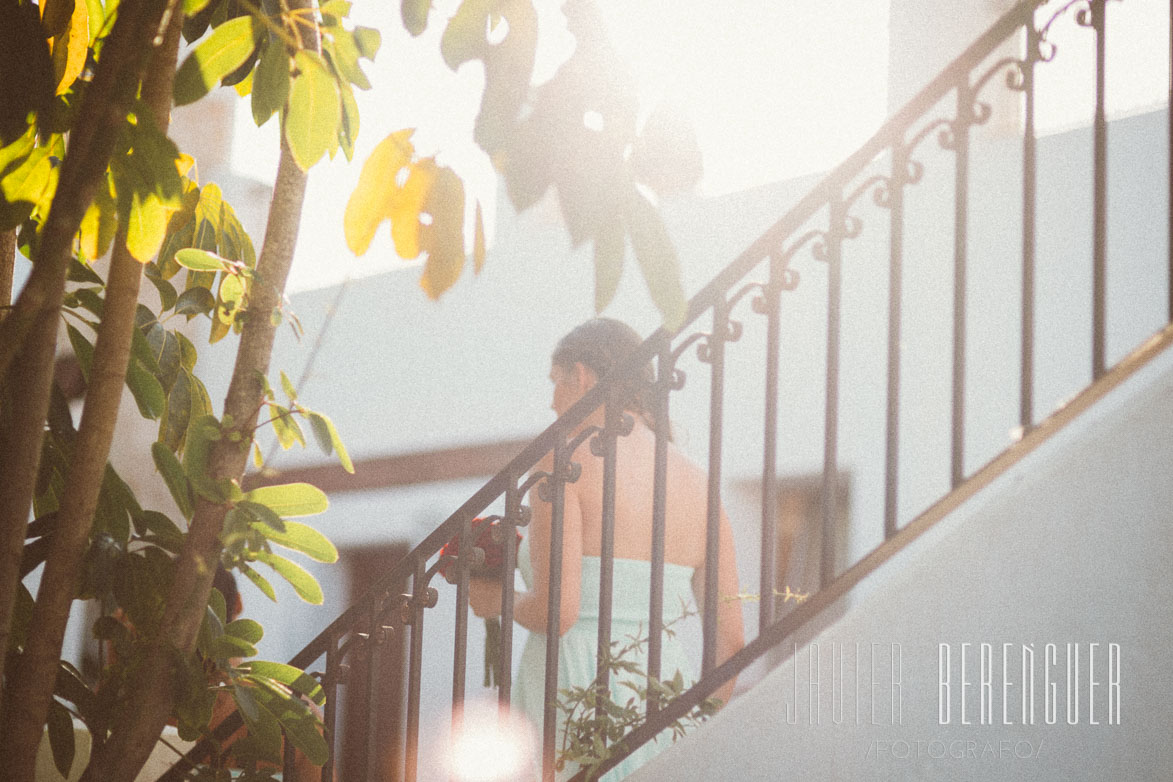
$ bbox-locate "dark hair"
[551,318,668,438]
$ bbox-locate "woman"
[468,318,745,781]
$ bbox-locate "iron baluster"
[321,632,339,782]
[1021,24,1040,431]
[877,142,911,540]
[589,398,634,734]
[944,76,974,490]
[1090,0,1109,379]
[816,195,846,588]
[450,513,473,745]
[537,432,583,782]
[697,300,736,674]
[403,557,435,782]
[645,337,679,715]
[755,262,783,628]
[496,480,529,712]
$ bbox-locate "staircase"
[159,0,1173,779]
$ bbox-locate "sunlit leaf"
[173,15,261,106]
[252,550,323,604]
[126,190,170,261]
[175,247,230,272]
[343,129,414,255]
[240,563,277,602]
[389,159,433,259]
[258,520,338,563]
[283,51,341,171]
[241,660,324,705]
[48,0,88,95]
[242,482,328,517]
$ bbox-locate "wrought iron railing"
[159,0,1173,779]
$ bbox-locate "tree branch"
[82,78,314,782]
[0,8,184,778]
[0,0,175,695]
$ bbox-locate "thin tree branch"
[0,9,185,776]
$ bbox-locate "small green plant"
[554,603,721,781]
[555,585,811,780]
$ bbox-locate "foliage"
[555,602,722,781]
[0,0,703,777]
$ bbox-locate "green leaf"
[279,370,297,401]
[65,324,94,382]
[353,26,381,60]
[241,661,324,705]
[233,682,261,723]
[624,189,686,330]
[257,520,337,563]
[173,15,262,106]
[237,499,286,532]
[175,247,230,272]
[242,482,328,517]
[184,0,213,15]
[126,358,166,420]
[226,618,263,644]
[136,509,184,544]
[252,550,323,604]
[592,216,625,313]
[251,37,290,127]
[67,256,105,285]
[46,698,75,778]
[271,405,304,450]
[152,442,194,519]
[173,285,216,318]
[401,0,430,36]
[307,412,353,473]
[283,51,341,171]
[209,633,258,659]
[240,563,277,602]
[248,680,329,765]
[159,369,192,452]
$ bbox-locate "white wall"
[630,323,1173,781]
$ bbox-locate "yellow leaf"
[50,0,89,95]
[126,190,169,262]
[77,179,116,261]
[418,166,465,300]
[389,160,434,260]
[342,129,414,256]
[473,200,486,273]
[176,153,196,178]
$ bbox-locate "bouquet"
[439,516,522,687]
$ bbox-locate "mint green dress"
[513,533,699,781]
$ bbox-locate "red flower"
[438,516,522,584]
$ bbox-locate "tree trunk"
[0,10,183,779]
[0,229,13,319]
[81,137,311,782]
[0,0,173,689]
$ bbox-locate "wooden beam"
[242,437,536,494]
